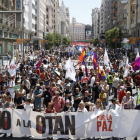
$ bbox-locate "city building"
[59,1,70,37]
[52,0,59,33]
[104,0,113,32]
[46,0,54,34]
[0,0,21,55]
[92,8,100,39]
[20,0,36,52]
[85,25,92,40]
[65,7,70,37]
[127,0,140,38]
[69,17,85,42]
[33,0,46,49]
[117,0,130,38]
[99,0,105,39]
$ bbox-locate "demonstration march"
[0,43,140,140]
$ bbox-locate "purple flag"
[82,55,86,65]
[131,57,140,71]
[93,52,98,69]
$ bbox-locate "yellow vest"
[137,94,140,105]
[107,75,113,83]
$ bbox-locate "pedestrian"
[51,91,65,112]
[122,91,135,109]
[73,87,82,111]
[3,96,15,137]
[99,88,107,110]
[62,99,73,112]
[34,84,43,112]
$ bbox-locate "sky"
[59,0,101,25]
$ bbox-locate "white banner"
[1,109,140,138]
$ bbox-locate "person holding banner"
[3,96,15,138]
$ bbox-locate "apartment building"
[127,0,140,37]
[59,1,70,37]
[117,0,130,38]
[104,0,114,32]
[100,0,105,39]
[33,0,46,49]
[65,7,70,37]
[46,0,54,34]
[92,8,100,39]
[69,17,85,42]
[0,0,21,55]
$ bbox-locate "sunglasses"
[97,102,100,103]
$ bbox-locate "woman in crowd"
[24,99,34,111]
[103,80,109,105]
[77,102,88,112]
[62,99,73,112]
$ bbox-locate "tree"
[93,38,99,46]
[45,33,54,50]
[86,39,90,43]
[63,36,71,46]
[54,33,61,47]
[105,27,122,48]
[90,39,94,44]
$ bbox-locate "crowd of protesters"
[0,45,139,140]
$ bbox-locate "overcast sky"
[59,0,101,25]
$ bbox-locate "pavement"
[0,86,139,140]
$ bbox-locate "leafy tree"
[93,38,99,46]
[86,39,90,43]
[45,33,54,50]
[105,27,122,48]
[54,33,61,47]
[90,39,94,44]
[63,36,71,46]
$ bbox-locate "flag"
[131,57,140,71]
[65,58,76,81]
[104,48,109,66]
[93,52,98,69]
[8,58,16,77]
[98,66,101,81]
[34,56,42,69]
[81,77,88,84]
[79,47,86,62]
[101,71,106,80]
[124,57,129,77]
[136,50,139,60]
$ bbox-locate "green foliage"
[93,38,99,46]
[90,39,94,44]
[63,36,71,46]
[45,33,54,50]
[105,27,122,48]
[54,33,61,47]
[86,39,90,43]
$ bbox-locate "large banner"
[0,109,140,138]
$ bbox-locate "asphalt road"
[0,88,138,140]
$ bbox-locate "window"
[35,9,37,13]
[35,1,37,5]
